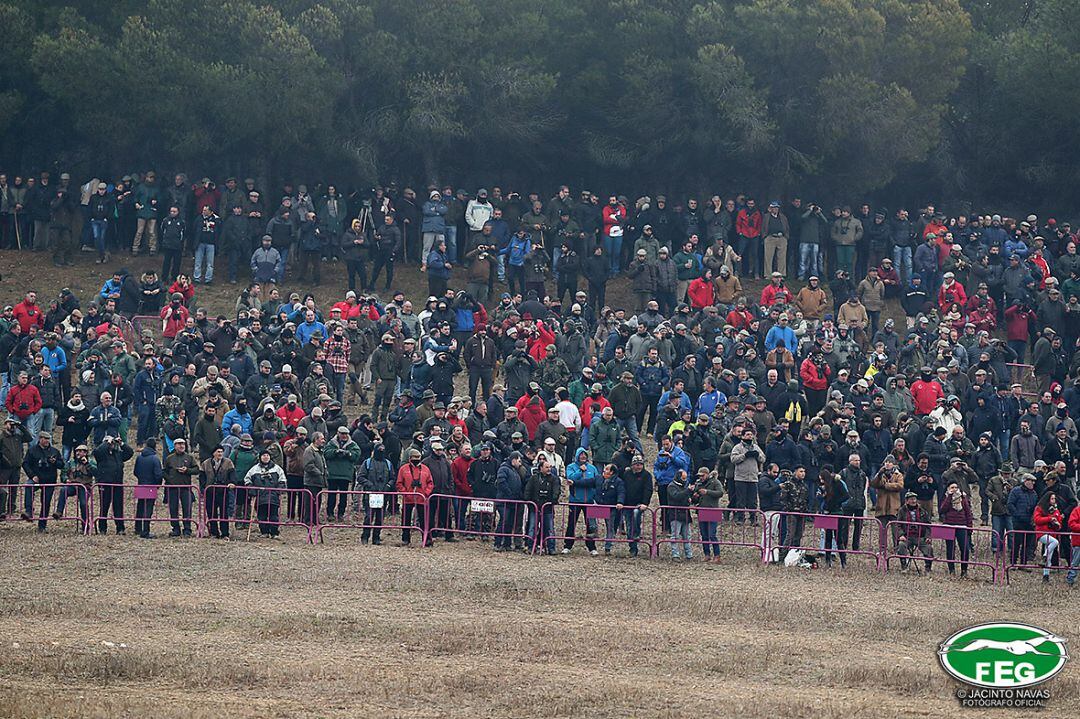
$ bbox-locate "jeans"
[136,404,157,445]
[23,482,55,530]
[194,243,215,282]
[991,514,1011,553]
[27,408,55,438]
[700,519,719,556]
[892,246,913,286]
[1038,534,1060,577]
[798,243,821,279]
[605,235,623,275]
[669,519,693,559]
[1067,546,1080,584]
[625,507,644,555]
[0,371,8,407]
[603,507,621,551]
[445,226,457,263]
[91,219,109,257]
[528,505,556,554]
[614,417,642,452]
[55,484,89,529]
[276,247,289,283]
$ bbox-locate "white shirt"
[554,400,582,432]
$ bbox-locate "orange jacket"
[396,462,434,504]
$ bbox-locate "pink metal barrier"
[651,506,766,560]
[884,520,1002,582]
[94,482,204,537]
[424,493,537,549]
[314,490,427,544]
[1006,362,1038,398]
[1003,529,1073,583]
[545,502,655,556]
[1,482,93,533]
[766,511,883,567]
[214,485,316,542]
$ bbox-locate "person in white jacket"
[928,395,963,435]
[465,189,494,249]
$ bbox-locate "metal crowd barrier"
[652,506,765,560]
[884,520,1002,582]
[314,490,426,544]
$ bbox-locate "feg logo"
[939,623,1068,688]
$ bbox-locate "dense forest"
[0,0,1075,209]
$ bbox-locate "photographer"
[464,236,497,303]
[94,434,134,535]
[729,425,763,523]
[395,447,434,546]
[21,432,62,532]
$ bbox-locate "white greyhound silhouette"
[943,635,1066,657]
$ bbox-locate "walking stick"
[13,209,21,250]
[247,486,257,542]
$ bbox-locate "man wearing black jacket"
[94,435,134,535]
[158,206,186,282]
[464,327,497,404]
[22,432,62,532]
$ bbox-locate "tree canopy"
[0,0,1071,208]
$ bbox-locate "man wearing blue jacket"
[563,447,600,555]
[495,452,526,552]
[654,434,691,526]
[596,463,626,555]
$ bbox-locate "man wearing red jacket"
[396,447,434,546]
[910,366,944,415]
[799,349,831,415]
[12,292,44,335]
[735,199,762,279]
[5,371,41,422]
[159,293,190,341]
[1005,300,1036,362]
[1067,504,1080,585]
[601,196,626,276]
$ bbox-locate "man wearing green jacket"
[590,407,621,466]
[672,240,702,305]
[230,433,260,531]
[132,171,163,254]
[323,426,361,522]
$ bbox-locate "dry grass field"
[0,524,1076,719]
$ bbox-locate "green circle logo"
[939,623,1069,688]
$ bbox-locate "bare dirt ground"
[0,527,1076,719]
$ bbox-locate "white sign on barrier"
[470,499,495,514]
[368,493,385,509]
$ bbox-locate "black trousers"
[326,478,350,519]
[161,250,182,283]
[370,255,394,290]
[346,260,367,291]
[257,503,280,536]
[167,486,193,533]
[135,497,156,535]
[97,484,126,533]
[468,368,494,402]
[298,249,322,284]
[402,503,427,544]
[206,485,230,537]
